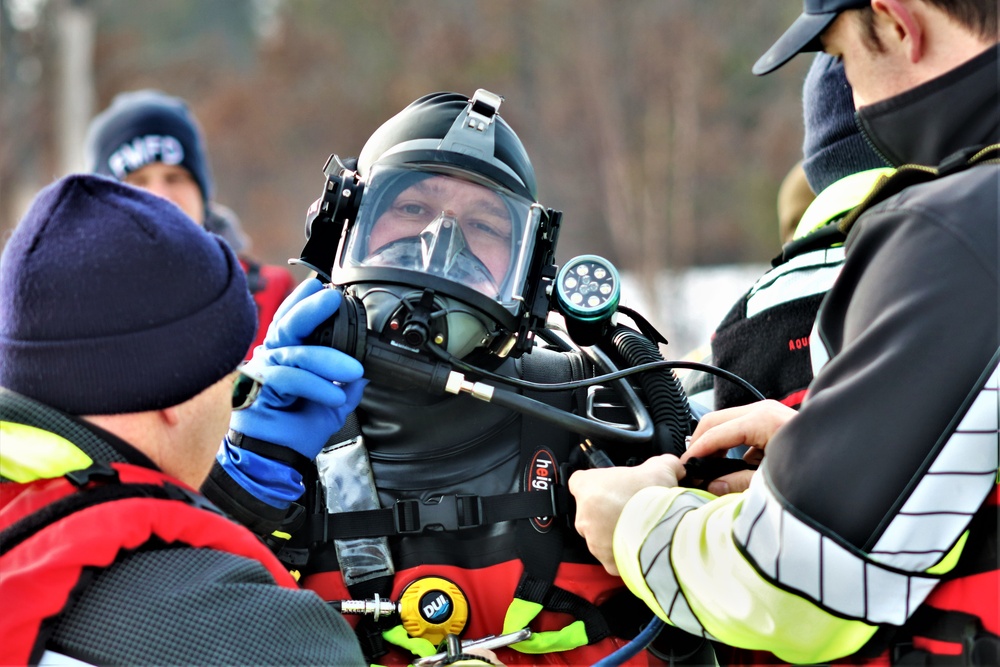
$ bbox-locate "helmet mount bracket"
[295,155,361,282]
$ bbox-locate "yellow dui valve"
[399,576,469,645]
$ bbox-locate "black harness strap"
[508,349,615,644]
[307,486,573,540]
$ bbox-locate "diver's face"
[368,175,513,286]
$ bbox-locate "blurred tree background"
[1,0,811,349]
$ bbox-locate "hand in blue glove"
[231,278,366,458]
[219,278,366,510]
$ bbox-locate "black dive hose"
[608,325,691,457]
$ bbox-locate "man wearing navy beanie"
[0,174,367,666]
[85,90,295,357]
[85,90,213,225]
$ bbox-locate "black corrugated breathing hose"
[609,325,691,457]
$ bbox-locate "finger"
[744,447,765,465]
[689,403,762,441]
[339,377,368,410]
[266,284,343,347]
[256,364,354,407]
[684,417,765,462]
[272,277,324,323]
[684,400,794,462]
[707,469,756,496]
[266,345,364,384]
[650,453,687,483]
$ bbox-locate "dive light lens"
[555,254,621,321]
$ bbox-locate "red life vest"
[0,463,297,666]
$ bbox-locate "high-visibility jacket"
[709,167,893,413]
[613,47,1000,666]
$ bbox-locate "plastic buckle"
[468,89,503,126]
[394,495,484,534]
[65,463,119,488]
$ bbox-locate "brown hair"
[858,0,998,46]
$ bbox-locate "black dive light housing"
[553,254,621,346]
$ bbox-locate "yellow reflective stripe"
[616,487,878,664]
[793,168,896,240]
[674,493,877,662]
[0,421,93,482]
[613,486,696,623]
[927,530,970,576]
[508,620,587,654]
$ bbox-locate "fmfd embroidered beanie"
[85,90,213,216]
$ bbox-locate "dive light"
[554,254,621,346]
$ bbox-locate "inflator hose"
[609,325,691,457]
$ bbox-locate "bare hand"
[462,646,502,666]
[569,455,685,576]
[682,400,795,494]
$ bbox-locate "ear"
[871,0,924,63]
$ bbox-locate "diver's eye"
[393,201,435,220]
[467,219,512,242]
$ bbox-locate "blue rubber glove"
[219,278,366,508]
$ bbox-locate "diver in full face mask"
[363,173,513,297]
[206,89,705,667]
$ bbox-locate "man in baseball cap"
[571,2,999,664]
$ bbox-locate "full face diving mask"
[334,164,545,359]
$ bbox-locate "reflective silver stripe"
[736,473,937,625]
[870,365,1000,570]
[637,492,717,639]
[746,247,845,318]
[735,364,999,626]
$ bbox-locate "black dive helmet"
[298,89,561,359]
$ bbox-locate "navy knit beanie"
[801,54,886,194]
[85,90,213,216]
[0,174,257,415]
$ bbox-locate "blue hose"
[590,617,665,667]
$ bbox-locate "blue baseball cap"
[753,0,871,75]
